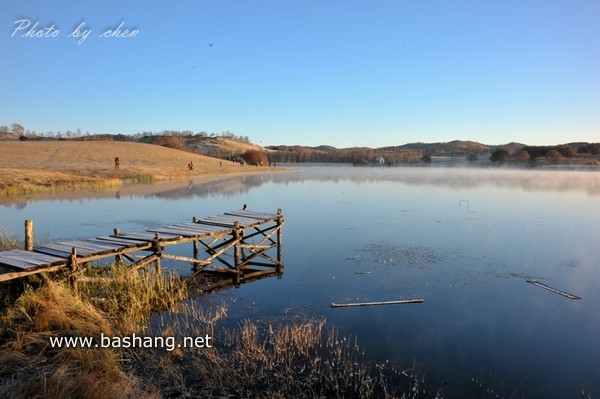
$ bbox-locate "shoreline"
[0,140,290,204]
[0,168,291,205]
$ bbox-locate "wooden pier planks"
[147,222,225,237]
[0,207,284,283]
[0,249,68,271]
[35,239,124,258]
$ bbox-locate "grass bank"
[0,141,276,201]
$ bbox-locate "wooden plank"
[66,239,122,252]
[0,263,67,283]
[81,238,124,249]
[0,249,67,271]
[150,223,223,237]
[211,215,270,228]
[225,210,279,221]
[37,242,94,256]
[33,245,71,258]
[204,215,262,225]
[34,240,123,258]
[145,226,191,237]
[195,219,238,228]
[527,279,581,300]
[330,299,424,308]
[173,222,226,233]
[110,232,158,241]
[113,232,180,242]
[95,236,151,247]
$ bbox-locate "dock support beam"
[276,208,283,271]
[24,220,34,251]
[152,232,162,274]
[68,247,79,291]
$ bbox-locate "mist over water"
[2,165,599,398]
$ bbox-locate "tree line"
[0,123,250,144]
[265,145,421,165]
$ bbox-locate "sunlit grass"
[0,226,426,398]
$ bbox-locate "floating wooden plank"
[0,249,67,271]
[330,299,424,308]
[526,279,581,300]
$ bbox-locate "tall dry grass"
[0,226,20,251]
[0,280,160,399]
[137,306,431,399]
[0,228,430,398]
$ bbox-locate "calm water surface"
[2,166,599,398]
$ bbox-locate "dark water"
[2,166,599,398]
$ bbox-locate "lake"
[2,165,599,398]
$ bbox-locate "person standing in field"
[114,156,120,170]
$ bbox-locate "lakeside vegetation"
[0,232,432,399]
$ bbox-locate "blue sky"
[2,1,599,148]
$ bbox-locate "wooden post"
[153,232,161,274]
[233,221,241,268]
[276,208,283,271]
[24,220,34,251]
[192,217,199,267]
[69,247,79,291]
[113,228,122,265]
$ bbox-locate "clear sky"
[1,1,599,148]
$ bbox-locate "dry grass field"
[0,141,267,199]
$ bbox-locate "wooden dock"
[0,205,284,288]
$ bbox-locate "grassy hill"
[0,140,266,199]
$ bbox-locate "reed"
[0,279,159,399]
[77,264,188,332]
[0,226,20,251]
[0,229,428,398]
[136,310,430,399]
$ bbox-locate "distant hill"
[3,130,598,166]
[267,140,527,156]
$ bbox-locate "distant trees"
[514,149,531,162]
[11,123,24,136]
[522,145,575,159]
[489,149,510,163]
[154,135,187,151]
[264,146,421,164]
[489,145,586,165]
[241,150,268,166]
[579,143,600,155]
[545,149,563,163]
